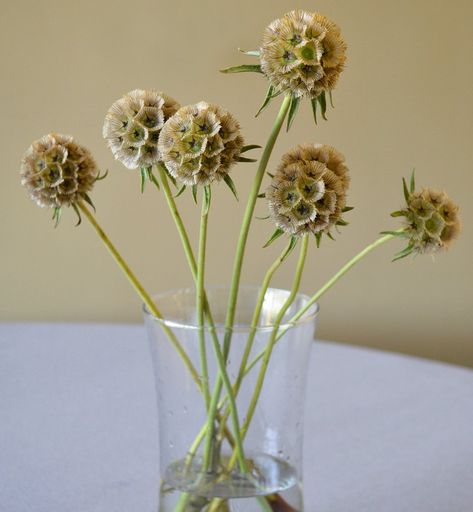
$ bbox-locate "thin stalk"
[227,235,309,470]
[244,232,399,376]
[77,200,201,389]
[214,239,295,444]
[197,193,211,409]
[222,95,292,361]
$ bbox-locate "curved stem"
[222,95,292,361]
[244,232,398,377]
[77,200,201,389]
[197,192,211,410]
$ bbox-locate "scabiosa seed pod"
[103,89,180,170]
[20,133,98,209]
[158,101,244,186]
[400,188,460,255]
[260,10,347,98]
[267,143,349,237]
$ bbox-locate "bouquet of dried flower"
[20,9,460,512]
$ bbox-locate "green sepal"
[94,169,109,182]
[336,218,349,226]
[241,144,262,153]
[281,235,299,262]
[326,232,336,241]
[148,168,160,189]
[390,210,408,217]
[51,207,62,228]
[255,215,270,220]
[255,84,282,117]
[223,174,239,201]
[237,156,257,163]
[220,64,263,74]
[314,232,322,248]
[263,227,285,248]
[286,95,301,132]
[410,169,416,194]
[203,185,212,215]
[392,243,415,262]
[175,184,187,198]
[328,90,335,108]
[71,203,82,227]
[318,91,328,121]
[342,206,354,213]
[402,177,410,202]
[310,97,318,125]
[81,192,96,212]
[191,185,198,204]
[238,48,260,57]
[257,192,266,199]
[266,172,275,178]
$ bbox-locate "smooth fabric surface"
[1,323,472,512]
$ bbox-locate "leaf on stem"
[223,174,239,201]
[263,227,285,248]
[286,95,301,132]
[281,235,299,262]
[220,64,263,74]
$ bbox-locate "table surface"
[1,323,472,512]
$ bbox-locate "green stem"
[244,232,398,377]
[222,95,292,361]
[227,235,309,470]
[215,238,296,443]
[197,191,211,410]
[77,200,201,390]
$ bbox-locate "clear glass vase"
[144,286,318,512]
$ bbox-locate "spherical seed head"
[20,133,98,208]
[404,188,460,254]
[158,102,244,186]
[267,144,349,236]
[103,89,180,170]
[260,10,347,98]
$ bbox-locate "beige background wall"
[1,0,472,366]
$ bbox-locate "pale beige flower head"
[267,144,350,237]
[103,89,180,169]
[260,10,347,98]
[20,133,98,208]
[158,101,244,186]
[401,188,461,255]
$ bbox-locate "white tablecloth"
[1,323,472,512]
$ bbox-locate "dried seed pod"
[20,133,98,208]
[260,10,347,98]
[158,101,244,186]
[267,143,349,236]
[103,89,180,169]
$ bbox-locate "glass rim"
[142,284,319,333]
